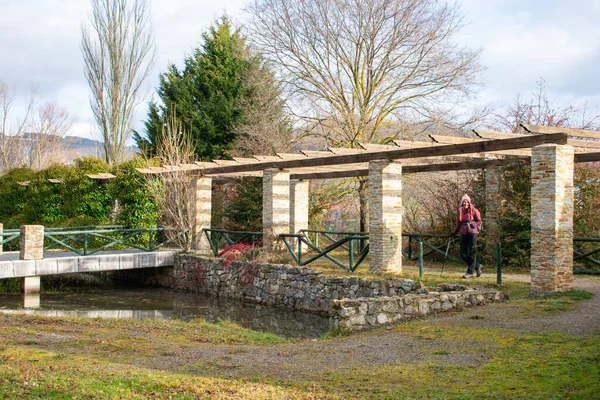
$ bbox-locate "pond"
[0,287,332,339]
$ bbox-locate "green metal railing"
[404,233,461,263]
[280,233,369,272]
[300,229,368,254]
[202,228,263,257]
[0,230,21,249]
[573,237,600,267]
[43,227,177,256]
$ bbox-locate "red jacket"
[451,204,482,235]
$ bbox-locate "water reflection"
[0,289,332,339]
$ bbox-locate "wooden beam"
[475,129,600,149]
[290,158,529,180]
[429,134,532,157]
[574,152,600,163]
[522,124,600,139]
[199,133,567,176]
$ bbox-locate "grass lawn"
[0,272,598,399]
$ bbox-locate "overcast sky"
[0,0,598,141]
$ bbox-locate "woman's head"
[460,193,471,207]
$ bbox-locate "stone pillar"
[368,160,403,273]
[23,277,41,296]
[290,180,309,234]
[20,225,44,260]
[530,144,574,296]
[192,176,212,253]
[263,169,290,246]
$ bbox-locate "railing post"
[315,232,319,249]
[298,236,302,265]
[349,239,354,270]
[0,223,3,255]
[496,242,502,285]
[418,240,424,278]
[408,235,412,260]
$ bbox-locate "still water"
[0,288,332,339]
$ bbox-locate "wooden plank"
[212,160,240,166]
[328,147,365,155]
[391,139,436,148]
[198,133,566,176]
[301,150,334,157]
[254,155,282,162]
[475,129,600,149]
[195,161,219,168]
[232,157,260,164]
[522,124,600,139]
[86,173,117,180]
[276,153,307,160]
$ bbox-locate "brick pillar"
[368,160,403,273]
[290,180,309,234]
[20,225,44,260]
[263,169,290,246]
[192,176,212,253]
[531,144,574,296]
[484,164,502,252]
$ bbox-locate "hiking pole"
[440,237,452,276]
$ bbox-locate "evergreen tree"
[136,16,288,160]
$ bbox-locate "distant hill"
[60,136,138,163]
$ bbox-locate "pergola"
[139,124,600,296]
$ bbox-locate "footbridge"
[0,225,179,293]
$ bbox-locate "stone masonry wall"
[530,144,574,296]
[263,169,290,245]
[173,255,425,315]
[192,177,212,253]
[331,283,507,331]
[290,179,309,234]
[20,225,44,260]
[368,160,403,273]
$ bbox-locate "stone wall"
[20,225,44,260]
[173,255,425,315]
[368,160,403,273]
[262,169,290,245]
[331,283,507,331]
[530,144,574,296]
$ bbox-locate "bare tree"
[247,0,482,232]
[144,109,198,252]
[246,0,482,146]
[81,0,155,166]
[490,79,600,133]
[0,80,73,173]
[233,59,294,156]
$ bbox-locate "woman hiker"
[449,193,483,279]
